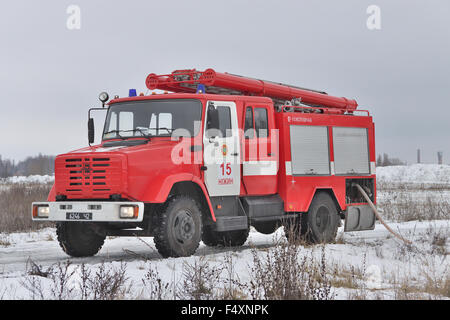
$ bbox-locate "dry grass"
[0,237,11,247]
[0,183,53,233]
[247,229,334,300]
[378,189,450,222]
[131,237,336,301]
[20,259,130,300]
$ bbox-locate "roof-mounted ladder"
[145,68,358,113]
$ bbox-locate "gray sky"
[1,0,449,164]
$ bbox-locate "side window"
[254,107,268,138]
[104,112,118,139]
[217,106,232,138]
[244,107,254,139]
[107,112,117,132]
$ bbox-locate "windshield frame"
[102,98,203,142]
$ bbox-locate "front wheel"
[154,195,203,258]
[56,222,106,257]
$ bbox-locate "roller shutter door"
[290,125,330,175]
[333,127,370,175]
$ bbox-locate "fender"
[191,176,216,222]
[304,187,345,213]
[47,184,56,201]
[141,172,216,222]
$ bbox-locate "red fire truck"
[32,68,376,258]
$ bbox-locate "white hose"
[353,183,412,245]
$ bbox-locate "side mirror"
[88,118,95,145]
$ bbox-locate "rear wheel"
[202,226,249,247]
[218,228,249,247]
[202,225,221,247]
[253,221,280,235]
[56,222,106,257]
[154,195,202,258]
[284,192,339,244]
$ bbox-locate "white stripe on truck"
[243,161,278,176]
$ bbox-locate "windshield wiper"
[103,129,151,141]
[131,128,152,140]
[147,127,174,135]
[104,127,173,140]
[103,130,126,140]
[118,129,152,141]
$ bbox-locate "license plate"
[66,212,93,220]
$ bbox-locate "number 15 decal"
[220,162,232,176]
[218,162,233,185]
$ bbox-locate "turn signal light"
[33,205,50,218]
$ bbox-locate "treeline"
[0,152,407,177]
[376,153,406,167]
[0,154,55,178]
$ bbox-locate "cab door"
[203,101,241,197]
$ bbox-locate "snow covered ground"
[377,164,450,189]
[0,221,448,300]
[0,175,54,185]
[0,164,448,300]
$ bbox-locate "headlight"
[33,205,50,218]
[120,205,138,219]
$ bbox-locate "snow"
[0,221,448,300]
[1,175,54,185]
[377,164,450,185]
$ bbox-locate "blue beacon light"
[196,84,206,94]
[129,89,137,97]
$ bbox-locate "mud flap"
[344,205,376,232]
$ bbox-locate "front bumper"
[32,201,144,222]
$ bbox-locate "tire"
[253,221,280,235]
[202,225,221,247]
[218,228,250,247]
[154,195,203,258]
[56,222,106,257]
[202,226,250,247]
[284,192,339,244]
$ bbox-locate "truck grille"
[55,155,124,199]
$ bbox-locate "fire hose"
[353,183,412,245]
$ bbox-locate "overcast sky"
[1,0,449,164]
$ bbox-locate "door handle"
[231,152,239,156]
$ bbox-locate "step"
[215,216,248,232]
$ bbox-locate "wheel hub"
[315,206,330,233]
[173,210,195,244]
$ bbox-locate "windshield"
[103,99,202,140]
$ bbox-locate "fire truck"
[32,68,376,258]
